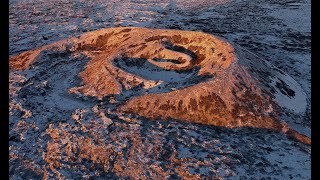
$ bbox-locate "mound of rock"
[10,27,310,145]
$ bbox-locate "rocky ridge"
[10,27,310,145]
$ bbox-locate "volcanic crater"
[10,27,310,145]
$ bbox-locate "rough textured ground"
[9,0,310,179]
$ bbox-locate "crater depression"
[10,27,310,145]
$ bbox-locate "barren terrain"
[9,0,310,179]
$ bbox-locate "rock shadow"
[112,56,213,106]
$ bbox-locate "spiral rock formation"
[10,27,310,145]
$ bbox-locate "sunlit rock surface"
[9,0,310,179]
[10,27,310,143]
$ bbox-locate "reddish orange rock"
[9,27,310,145]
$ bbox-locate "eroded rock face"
[10,27,234,98]
[10,27,310,145]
